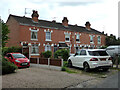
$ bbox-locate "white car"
[68,49,112,72]
[106,45,120,57]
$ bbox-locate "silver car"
[106,45,120,57]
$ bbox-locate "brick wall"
[6,17,106,57]
[6,16,20,47]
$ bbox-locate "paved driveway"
[2,65,118,88]
[2,65,98,88]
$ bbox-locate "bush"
[2,46,22,56]
[100,46,107,49]
[42,51,52,58]
[54,49,69,61]
[2,57,18,74]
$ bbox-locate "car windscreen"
[12,54,26,58]
[88,51,109,56]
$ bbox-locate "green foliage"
[54,49,69,61]
[106,34,120,46]
[1,21,10,47]
[61,67,66,71]
[61,67,77,73]
[100,46,107,49]
[2,57,18,74]
[2,46,22,56]
[63,61,68,67]
[42,51,52,58]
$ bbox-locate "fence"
[30,58,63,67]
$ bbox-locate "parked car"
[68,49,112,72]
[106,45,120,58]
[5,53,30,68]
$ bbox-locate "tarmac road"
[91,71,119,88]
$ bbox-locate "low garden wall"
[30,58,63,67]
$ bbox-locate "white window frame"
[46,31,52,41]
[90,35,94,44]
[31,30,38,41]
[31,44,39,55]
[65,34,70,42]
[76,34,80,43]
[97,36,101,44]
[45,45,51,51]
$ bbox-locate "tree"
[105,34,120,46]
[1,20,10,47]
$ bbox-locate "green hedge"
[42,51,52,58]
[54,49,69,61]
[2,57,18,74]
[2,46,22,56]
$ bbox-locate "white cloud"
[0,0,119,37]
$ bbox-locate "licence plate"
[100,62,108,65]
[22,63,28,65]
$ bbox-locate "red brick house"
[6,10,106,58]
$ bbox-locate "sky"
[0,0,119,37]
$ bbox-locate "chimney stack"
[62,17,69,27]
[31,10,39,22]
[85,21,91,30]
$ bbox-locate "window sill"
[45,39,52,41]
[65,41,70,42]
[98,42,101,44]
[90,42,94,44]
[76,41,81,43]
[31,39,38,41]
[31,54,40,56]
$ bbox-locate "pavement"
[30,63,62,71]
[91,71,118,88]
[113,65,120,69]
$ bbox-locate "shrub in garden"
[2,46,22,56]
[2,57,18,74]
[42,51,52,58]
[54,49,70,61]
[100,46,107,49]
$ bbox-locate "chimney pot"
[62,17,69,27]
[52,20,56,23]
[31,10,39,22]
[85,21,91,30]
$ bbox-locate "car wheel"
[68,60,72,68]
[83,62,90,72]
[102,68,109,71]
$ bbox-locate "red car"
[5,53,30,68]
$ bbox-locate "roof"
[7,14,104,35]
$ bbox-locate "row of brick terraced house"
[6,10,106,58]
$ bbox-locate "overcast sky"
[0,0,119,37]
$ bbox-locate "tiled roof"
[8,14,104,35]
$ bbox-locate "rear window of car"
[12,54,26,58]
[88,51,109,56]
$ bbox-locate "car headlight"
[27,60,30,62]
[15,60,20,62]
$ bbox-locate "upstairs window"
[76,34,80,42]
[90,35,94,43]
[65,34,70,42]
[97,36,101,44]
[46,31,51,41]
[31,31,37,40]
[31,44,39,54]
